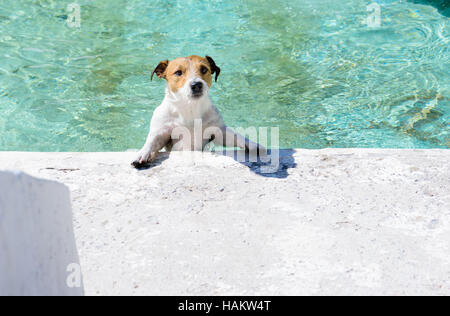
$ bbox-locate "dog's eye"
[200,66,208,74]
[174,70,183,76]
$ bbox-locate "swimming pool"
[0,0,448,151]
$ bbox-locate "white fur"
[133,74,261,166]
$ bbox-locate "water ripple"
[0,0,448,151]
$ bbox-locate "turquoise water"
[0,0,448,151]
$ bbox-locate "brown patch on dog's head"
[151,55,221,93]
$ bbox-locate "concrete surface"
[0,171,83,296]
[0,149,449,296]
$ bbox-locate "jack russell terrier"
[132,55,264,168]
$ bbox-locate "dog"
[132,55,264,168]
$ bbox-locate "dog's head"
[151,55,221,100]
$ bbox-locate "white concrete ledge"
[0,149,449,295]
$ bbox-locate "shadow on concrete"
[216,149,297,179]
[134,149,297,179]
[408,0,450,17]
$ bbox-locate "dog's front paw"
[131,150,152,168]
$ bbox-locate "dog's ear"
[206,56,221,82]
[151,60,169,81]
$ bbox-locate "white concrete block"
[0,150,449,295]
[0,171,83,296]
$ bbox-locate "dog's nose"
[191,82,203,94]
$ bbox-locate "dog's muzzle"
[190,81,204,98]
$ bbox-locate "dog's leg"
[132,130,170,168]
[211,125,265,154]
